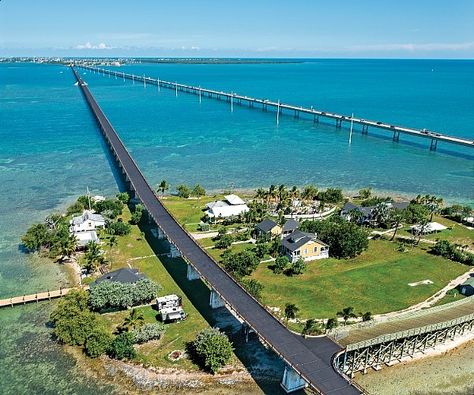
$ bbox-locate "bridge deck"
[335,297,474,348]
[77,65,474,150]
[71,67,361,395]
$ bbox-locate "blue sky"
[1,0,473,58]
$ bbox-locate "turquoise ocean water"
[0,60,473,393]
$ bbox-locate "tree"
[130,204,144,225]
[192,184,206,199]
[302,319,322,336]
[241,279,264,300]
[325,317,338,331]
[359,188,372,200]
[116,192,130,204]
[222,250,260,278]
[108,332,136,360]
[371,202,391,228]
[190,328,233,374]
[215,234,233,249]
[253,241,270,259]
[389,208,405,241]
[288,257,306,276]
[301,185,318,202]
[21,223,51,252]
[318,188,343,204]
[66,201,84,216]
[300,218,369,259]
[50,290,101,346]
[122,308,145,331]
[157,180,169,196]
[361,312,373,322]
[94,199,124,218]
[284,303,299,325]
[337,307,357,325]
[273,255,289,274]
[83,241,104,273]
[58,233,77,262]
[404,203,429,225]
[176,184,191,198]
[107,221,131,236]
[84,327,113,358]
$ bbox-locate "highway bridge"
[76,64,474,152]
[71,66,363,395]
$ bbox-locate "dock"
[0,287,83,308]
[77,64,474,152]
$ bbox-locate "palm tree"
[337,306,357,325]
[284,303,299,326]
[427,195,443,221]
[301,185,318,203]
[371,202,390,227]
[255,188,267,204]
[157,180,169,196]
[389,208,404,241]
[84,241,103,273]
[59,234,77,262]
[268,184,277,204]
[302,318,319,336]
[123,308,145,331]
[277,184,287,204]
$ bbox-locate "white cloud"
[75,42,113,50]
[348,42,474,52]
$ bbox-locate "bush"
[273,255,289,274]
[430,240,473,265]
[130,204,144,225]
[108,332,136,360]
[116,192,130,204]
[241,279,264,300]
[131,323,165,344]
[222,250,260,278]
[287,257,306,276]
[325,317,338,330]
[215,234,233,249]
[89,279,160,311]
[21,223,51,252]
[95,199,124,218]
[84,327,113,357]
[67,201,85,216]
[176,184,191,198]
[189,328,233,374]
[318,188,343,204]
[107,221,131,236]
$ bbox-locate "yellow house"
[255,218,282,239]
[281,230,329,262]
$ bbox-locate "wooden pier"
[77,64,474,152]
[0,287,85,308]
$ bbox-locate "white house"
[70,210,106,233]
[205,194,249,219]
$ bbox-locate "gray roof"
[282,230,326,252]
[256,218,279,233]
[390,202,410,210]
[282,219,300,232]
[93,268,145,286]
[71,210,105,226]
[461,277,474,287]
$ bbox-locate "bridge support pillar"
[156,227,166,240]
[430,139,438,151]
[209,290,225,309]
[186,264,200,281]
[169,243,181,258]
[393,131,400,142]
[336,118,342,128]
[362,124,369,134]
[280,366,307,393]
[242,323,255,343]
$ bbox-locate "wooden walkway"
[0,286,85,308]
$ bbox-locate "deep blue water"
[0,59,473,393]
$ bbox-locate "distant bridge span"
[77,64,474,152]
[71,66,362,395]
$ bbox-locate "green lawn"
[96,207,213,370]
[250,240,469,320]
[433,289,468,307]
[399,215,474,247]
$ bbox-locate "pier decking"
[77,64,474,152]
[0,287,79,308]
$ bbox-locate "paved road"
[72,66,361,395]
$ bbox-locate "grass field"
[250,240,469,320]
[95,207,215,370]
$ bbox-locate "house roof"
[282,219,300,232]
[282,230,327,252]
[341,202,359,213]
[224,194,246,206]
[461,277,474,287]
[71,210,105,226]
[93,268,145,286]
[256,218,279,233]
[75,230,99,246]
[390,202,410,210]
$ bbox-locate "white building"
[410,221,447,235]
[75,230,99,248]
[70,210,106,233]
[205,194,249,219]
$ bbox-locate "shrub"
[318,188,343,204]
[189,328,233,374]
[325,317,338,330]
[108,332,136,360]
[116,192,130,204]
[130,204,144,225]
[107,221,131,236]
[215,234,233,249]
[176,184,191,198]
[66,201,85,216]
[241,279,264,300]
[84,327,113,358]
[21,223,52,252]
[131,323,165,344]
[95,199,124,218]
[273,255,289,274]
[287,257,307,276]
[89,279,160,311]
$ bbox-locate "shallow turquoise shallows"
[0,60,473,393]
